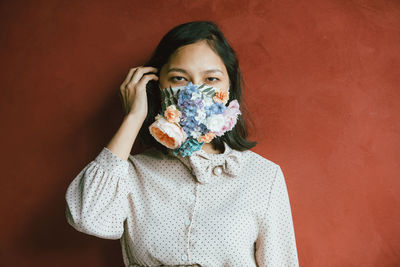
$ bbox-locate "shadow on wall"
[20,89,128,267]
[21,190,125,266]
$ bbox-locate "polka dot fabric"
[65,141,299,266]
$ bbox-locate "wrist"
[125,111,146,123]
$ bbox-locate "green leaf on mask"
[169,87,174,99]
[176,89,180,104]
[206,91,215,97]
[160,90,166,112]
[202,87,214,93]
[160,88,165,99]
[164,88,170,99]
[198,83,206,90]
[167,87,172,106]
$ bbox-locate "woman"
[65,21,299,266]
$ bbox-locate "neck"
[201,142,224,154]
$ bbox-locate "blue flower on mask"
[186,81,199,94]
[205,102,226,116]
[181,116,198,131]
[212,102,226,114]
[151,81,240,157]
[173,137,204,157]
[198,123,208,132]
[192,97,203,109]
[182,104,197,117]
[178,92,192,103]
[178,82,198,102]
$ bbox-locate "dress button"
[181,254,188,261]
[189,195,195,201]
[213,166,222,176]
[185,219,191,226]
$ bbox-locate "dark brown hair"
[138,20,257,154]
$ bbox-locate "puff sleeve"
[255,165,299,267]
[65,147,131,239]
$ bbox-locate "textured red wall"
[1,0,399,266]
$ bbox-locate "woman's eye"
[206,77,219,82]
[170,76,186,82]
[170,76,219,83]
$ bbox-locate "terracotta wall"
[1,0,399,266]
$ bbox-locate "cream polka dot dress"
[65,141,299,266]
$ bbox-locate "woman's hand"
[119,66,158,119]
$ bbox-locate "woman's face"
[158,40,230,92]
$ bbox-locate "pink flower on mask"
[214,100,241,136]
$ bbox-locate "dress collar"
[168,141,243,184]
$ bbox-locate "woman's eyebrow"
[167,68,223,74]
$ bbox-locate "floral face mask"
[149,82,241,157]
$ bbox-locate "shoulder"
[234,148,284,199]
[238,148,280,177]
[127,147,178,169]
[233,148,285,218]
[130,147,167,160]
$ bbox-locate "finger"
[118,90,126,114]
[120,84,129,114]
[120,67,141,112]
[120,67,139,90]
[129,66,158,85]
[136,74,159,92]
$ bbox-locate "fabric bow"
[172,141,243,184]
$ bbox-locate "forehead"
[165,41,227,73]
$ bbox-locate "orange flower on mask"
[213,87,229,104]
[149,114,187,149]
[164,105,181,123]
[197,132,215,143]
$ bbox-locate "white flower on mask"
[191,130,202,138]
[203,97,214,107]
[205,114,225,132]
[191,92,202,101]
[153,81,241,157]
[195,108,207,123]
